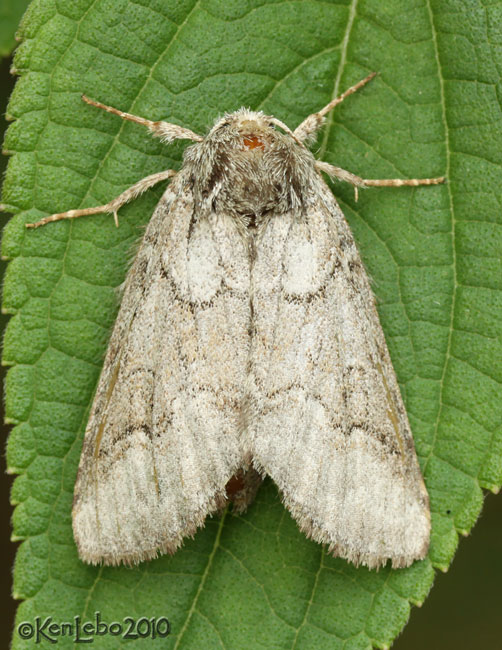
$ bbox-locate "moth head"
[207,109,300,150]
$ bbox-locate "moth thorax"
[216,149,285,218]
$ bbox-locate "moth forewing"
[27,76,442,568]
[72,174,252,565]
[247,179,430,569]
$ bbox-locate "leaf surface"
[2,1,501,648]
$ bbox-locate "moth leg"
[294,72,377,142]
[81,95,203,144]
[26,169,177,229]
[316,160,445,201]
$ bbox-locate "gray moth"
[28,73,443,569]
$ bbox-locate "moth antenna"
[294,72,377,143]
[81,95,203,144]
[269,117,302,145]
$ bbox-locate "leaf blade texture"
[2,1,501,648]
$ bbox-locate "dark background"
[1,55,501,649]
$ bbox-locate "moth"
[27,73,443,569]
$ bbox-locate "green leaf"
[0,0,31,58]
[2,0,501,648]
